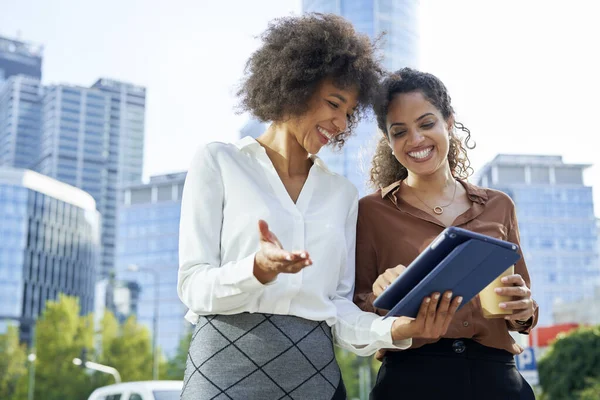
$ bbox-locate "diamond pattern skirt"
[181,313,346,400]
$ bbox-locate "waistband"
[385,338,515,363]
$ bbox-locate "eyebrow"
[388,113,435,130]
[330,93,347,103]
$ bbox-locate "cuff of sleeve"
[219,252,272,292]
[372,317,412,350]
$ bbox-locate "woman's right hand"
[373,264,407,297]
[390,291,462,342]
[253,220,313,283]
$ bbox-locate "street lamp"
[127,264,159,380]
[73,357,121,383]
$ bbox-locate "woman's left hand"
[494,274,535,322]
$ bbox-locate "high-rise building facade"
[477,154,599,326]
[303,0,419,195]
[91,79,146,187]
[0,35,42,86]
[35,84,115,278]
[115,172,188,357]
[0,75,43,169]
[0,167,100,344]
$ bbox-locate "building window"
[555,168,583,185]
[497,166,526,184]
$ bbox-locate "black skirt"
[370,338,535,400]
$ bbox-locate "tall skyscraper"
[91,79,146,187]
[35,84,115,278]
[477,154,599,326]
[303,0,419,195]
[115,172,189,357]
[0,167,100,344]
[0,75,43,169]
[0,35,43,86]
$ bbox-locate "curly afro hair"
[237,13,383,147]
[370,68,476,189]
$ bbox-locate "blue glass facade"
[116,173,188,357]
[91,79,146,187]
[303,0,420,195]
[0,75,43,169]
[0,167,100,344]
[35,85,117,278]
[0,35,43,86]
[478,155,600,326]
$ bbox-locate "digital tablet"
[372,226,520,318]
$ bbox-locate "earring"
[391,150,395,155]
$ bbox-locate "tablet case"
[372,226,520,319]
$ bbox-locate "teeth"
[408,147,433,159]
[317,126,334,141]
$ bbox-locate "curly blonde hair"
[370,68,475,190]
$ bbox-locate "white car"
[87,380,183,400]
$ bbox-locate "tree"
[335,348,379,399]
[6,295,183,399]
[162,331,192,380]
[578,378,600,400]
[100,314,153,382]
[0,325,28,400]
[12,294,96,400]
[538,325,600,399]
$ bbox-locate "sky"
[1,0,599,216]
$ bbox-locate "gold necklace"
[407,180,457,215]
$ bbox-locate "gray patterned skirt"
[181,313,346,400]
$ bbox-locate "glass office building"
[0,167,100,344]
[91,79,146,187]
[0,35,42,86]
[0,75,43,170]
[115,172,188,357]
[34,84,117,278]
[303,0,419,195]
[478,155,599,326]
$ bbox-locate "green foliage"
[99,314,153,382]
[335,348,379,399]
[538,325,600,400]
[162,330,192,380]
[0,295,210,398]
[577,378,600,400]
[0,325,28,400]
[27,294,96,400]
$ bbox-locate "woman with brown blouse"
[354,68,538,400]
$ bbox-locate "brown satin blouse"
[354,180,539,355]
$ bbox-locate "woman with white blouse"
[178,14,461,400]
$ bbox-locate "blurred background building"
[0,167,100,344]
[34,84,113,277]
[478,154,600,326]
[0,35,42,86]
[0,33,150,352]
[0,33,147,281]
[91,78,146,188]
[115,171,188,357]
[0,74,43,169]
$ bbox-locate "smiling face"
[386,91,454,177]
[285,79,359,155]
